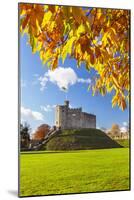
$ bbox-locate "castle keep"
[55,101,96,129]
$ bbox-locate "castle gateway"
[55,101,96,129]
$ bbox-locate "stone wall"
[55,101,96,129]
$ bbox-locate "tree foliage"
[19,4,130,110]
[20,122,31,149]
[32,124,50,140]
[107,123,121,138]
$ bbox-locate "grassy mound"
[45,129,122,150]
[115,139,129,148]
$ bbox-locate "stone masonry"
[55,100,96,129]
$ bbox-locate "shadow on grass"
[20,147,124,155]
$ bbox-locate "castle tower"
[55,100,96,130]
[55,101,69,129]
[64,100,69,108]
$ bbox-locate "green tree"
[20,122,31,150]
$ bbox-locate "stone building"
[55,100,96,129]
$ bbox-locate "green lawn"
[20,148,130,197]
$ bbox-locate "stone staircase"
[31,128,59,151]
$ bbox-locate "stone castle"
[55,100,96,129]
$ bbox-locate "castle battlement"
[55,100,96,130]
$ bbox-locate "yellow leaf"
[77,24,86,36]
[42,49,51,64]
[44,5,48,10]
[77,60,81,68]
[62,36,76,63]
[52,57,58,70]
[102,32,109,46]
[20,9,26,16]
[99,87,106,96]
[112,95,118,108]
[97,9,102,20]
[107,84,113,93]
[112,75,120,90]
[36,19,42,35]
[49,21,56,31]
[55,6,59,12]
[110,27,116,35]
[121,99,127,111]
[64,23,70,35]
[42,11,52,28]
[29,34,37,53]
[77,44,82,55]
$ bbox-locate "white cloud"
[120,122,129,133]
[46,67,77,90]
[123,121,128,127]
[77,78,91,84]
[69,104,73,108]
[31,129,36,134]
[120,126,127,133]
[38,67,91,91]
[40,104,56,112]
[38,76,48,91]
[96,126,100,130]
[21,106,44,121]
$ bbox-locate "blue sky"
[20,34,129,133]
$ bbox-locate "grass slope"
[115,139,129,148]
[45,129,122,150]
[20,148,129,197]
